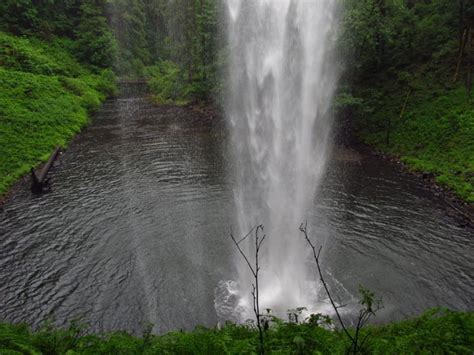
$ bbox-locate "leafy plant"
[0,32,117,197]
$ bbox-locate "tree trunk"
[200,0,207,84]
[453,26,468,83]
[399,89,411,121]
[459,0,465,48]
[386,117,391,146]
[376,0,387,68]
[468,26,472,96]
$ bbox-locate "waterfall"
[224,0,340,320]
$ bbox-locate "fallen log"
[31,146,60,193]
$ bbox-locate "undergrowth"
[0,309,472,354]
[146,61,194,106]
[352,71,474,202]
[0,32,117,196]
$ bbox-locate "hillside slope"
[0,32,116,196]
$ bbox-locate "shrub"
[146,61,194,105]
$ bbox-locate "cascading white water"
[225,0,340,320]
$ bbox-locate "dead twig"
[300,222,382,354]
[230,224,266,355]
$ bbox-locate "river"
[0,85,472,334]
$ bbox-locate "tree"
[143,0,168,61]
[0,0,77,38]
[74,1,117,70]
[108,0,150,76]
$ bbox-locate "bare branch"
[257,233,266,251]
[299,223,355,345]
[230,225,266,355]
[237,225,257,245]
[230,229,256,278]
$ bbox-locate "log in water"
[31,146,60,193]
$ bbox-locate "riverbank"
[349,77,473,204]
[0,32,117,198]
[342,143,474,226]
[368,147,474,225]
[0,309,472,354]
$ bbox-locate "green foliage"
[96,69,119,97]
[341,0,474,202]
[0,0,222,100]
[0,0,116,70]
[0,33,83,77]
[146,62,194,105]
[0,309,471,354]
[0,32,116,196]
[352,81,474,202]
[358,285,381,314]
[0,0,76,38]
[341,0,459,80]
[74,1,118,70]
[0,0,38,35]
[364,309,474,354]
[108,0,151,77]
[114,0,223,102]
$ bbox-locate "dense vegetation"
[137,0,223,104]
[0,32,116,196]
[0,0,223,195]
[0,309,472,354]
[339,0,474,202]
[0,0,120,196]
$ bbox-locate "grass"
[0,32,117,196]
[0,309,472,354]
[353,74,474,203]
